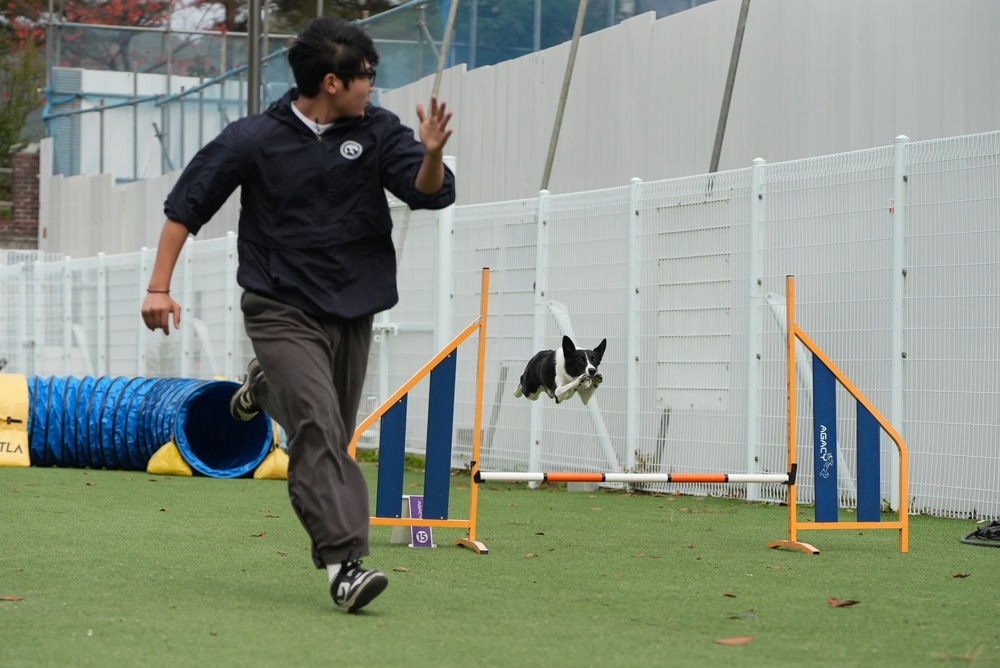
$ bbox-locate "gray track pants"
[241,291,374,568]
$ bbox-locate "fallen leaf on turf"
[827,598,860,607]
[86,629,93,637]
[210,630,217,636]
[723,593,737,598]
[508,503,518,507]
[591,507,602,511]
[952,573,971,578]
[768,565,788,570]
[1,596,23,601]
[634,553,646,558]
[277,551,287,557]
[526,554,538,558]
[714,636,753,645]
[393,567,409,572]
[159,508,168,512]
[264,514,278,518]
[251,532,267,538]
[688,543,695,548]
[86,482,96,486]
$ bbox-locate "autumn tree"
[0,6,45,203]
[188,1,398,34]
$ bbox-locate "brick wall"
[0,152,40,249]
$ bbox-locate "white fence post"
[32,260,42,374]
[16,263,27,374]
[891,135,910,513]
[97,252,107,376]
[224,231,238,379]
[626,177,642,474]
[528,189,551,481]
[180,238,193,377]
[138,246,151,376]
[746,157,766,501]
[62,256,72,372]
[435,156,457,351]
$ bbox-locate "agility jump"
[476,275,910,554]
[348,268,491,554]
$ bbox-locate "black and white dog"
[514,336,607,405]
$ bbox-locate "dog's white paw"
[592,372,603,385]
[514,384,524,398]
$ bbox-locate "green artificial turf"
[2,465,998,667]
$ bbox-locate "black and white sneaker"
[230,358,264,421]
[331,561,388,613]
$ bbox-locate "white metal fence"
[3,131,999,520]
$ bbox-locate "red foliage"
[5,0,173,46]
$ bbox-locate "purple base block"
[408,495,436,548]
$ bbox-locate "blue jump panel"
[375,395,408,518]
[423,351,457,520]
[856,401,882,522]
[812,356,839,522]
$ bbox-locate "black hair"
[287,17,379,96]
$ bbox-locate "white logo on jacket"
[340,141,363,159]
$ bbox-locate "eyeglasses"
[338,68,377,86]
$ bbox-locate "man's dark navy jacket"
[164,89,456,319]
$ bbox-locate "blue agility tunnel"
[26,376,272,478]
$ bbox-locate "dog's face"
[561,336,607,379]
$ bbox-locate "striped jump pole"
[349,268,491,555]
[766,275,909,554]
[476,472,794,485]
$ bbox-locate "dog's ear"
[562,335,576,356]
[594,339,607,358]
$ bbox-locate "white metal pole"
[746,157,765,501]
[33,261,43,374]
[62,256,72,373]
[890,135,910,513]
[138,247,150,376]
[224,231,239,379]
[181,239,193,378]
[96,252,107,376]
[528,190,551,483]
[434,156,457,352]
[17,263,27,373]
[626,177,642,474]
